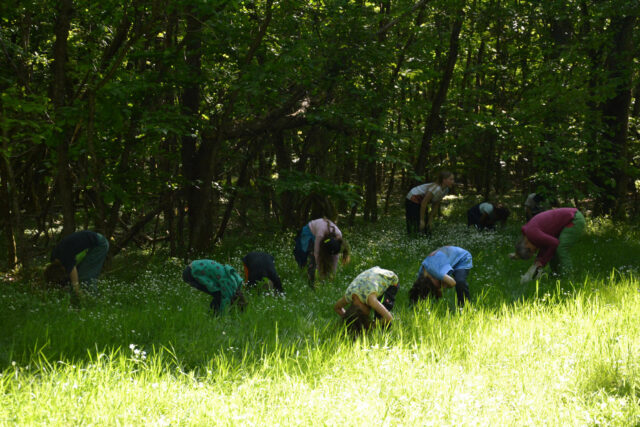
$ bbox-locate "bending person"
[510,207,585,282]
[467,202,510,231]
[293,218,350,287]
[405,171,455,235]
[333,266,398,333]
[44,230,109,297]
[242,251,284,293]
[409,246,472,308]
[182,260,246,314]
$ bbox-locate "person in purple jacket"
[510,208,585,282]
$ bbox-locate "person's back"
[242,251,283,293]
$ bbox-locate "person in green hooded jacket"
[182,260,247,314]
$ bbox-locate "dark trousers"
[467,205,491,230]
[182,266,222,312]
[452,269,470,307]
[405,199,421,235]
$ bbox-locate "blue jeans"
[77,233,109,294]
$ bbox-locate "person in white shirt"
[405,171,455,235]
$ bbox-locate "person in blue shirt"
[409,246,473,307]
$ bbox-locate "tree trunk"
[0,126,23,268]
[273,131,296,229]
[595,15,636,217]
[413,8,465,183]
[51,0,76,236]
[179,9,206,252]
[363,134,378,222]
[215,145,257,242]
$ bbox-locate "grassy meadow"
[2,201,640,425]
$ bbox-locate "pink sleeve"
[526,227,559,266]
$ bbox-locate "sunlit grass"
[1,211,640,424]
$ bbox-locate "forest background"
[1,0,639,269]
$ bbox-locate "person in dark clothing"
[524,193,545,221]
[242,251,284,293]
[467,202,510,231]
[44,230,109,297]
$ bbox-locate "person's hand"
[532,266,545,281]
[520,264,540,284]
[520,264,538,285]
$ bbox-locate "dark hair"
[408,275,442,304]
[343,304,371,334]
[494,206,510,224]
[44,260,68,287]
[515,236,534,260]
[436,170,453,185]
[322,237,342,256]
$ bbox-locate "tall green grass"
[1,213,640,425]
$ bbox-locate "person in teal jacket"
[182,260,246,314]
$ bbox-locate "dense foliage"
[1,0,639,267]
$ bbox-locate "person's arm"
[428,200,440,228]
[526,229,559,267]
[441,274,456,288]
[69,266,83,296]
[209,291,222,314]
[419,191,434,231]
[334,296,348,318]
[367,294,392,324]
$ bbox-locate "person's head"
[408,274,443,304]
[317,234,343,277]
[494,205,510,225]
[43,260,68,288]
[343,303,372,334]
[436,170,455,188]
[513,236,535,260]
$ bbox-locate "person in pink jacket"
[293,218,351,287]
[510,208,585,282]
